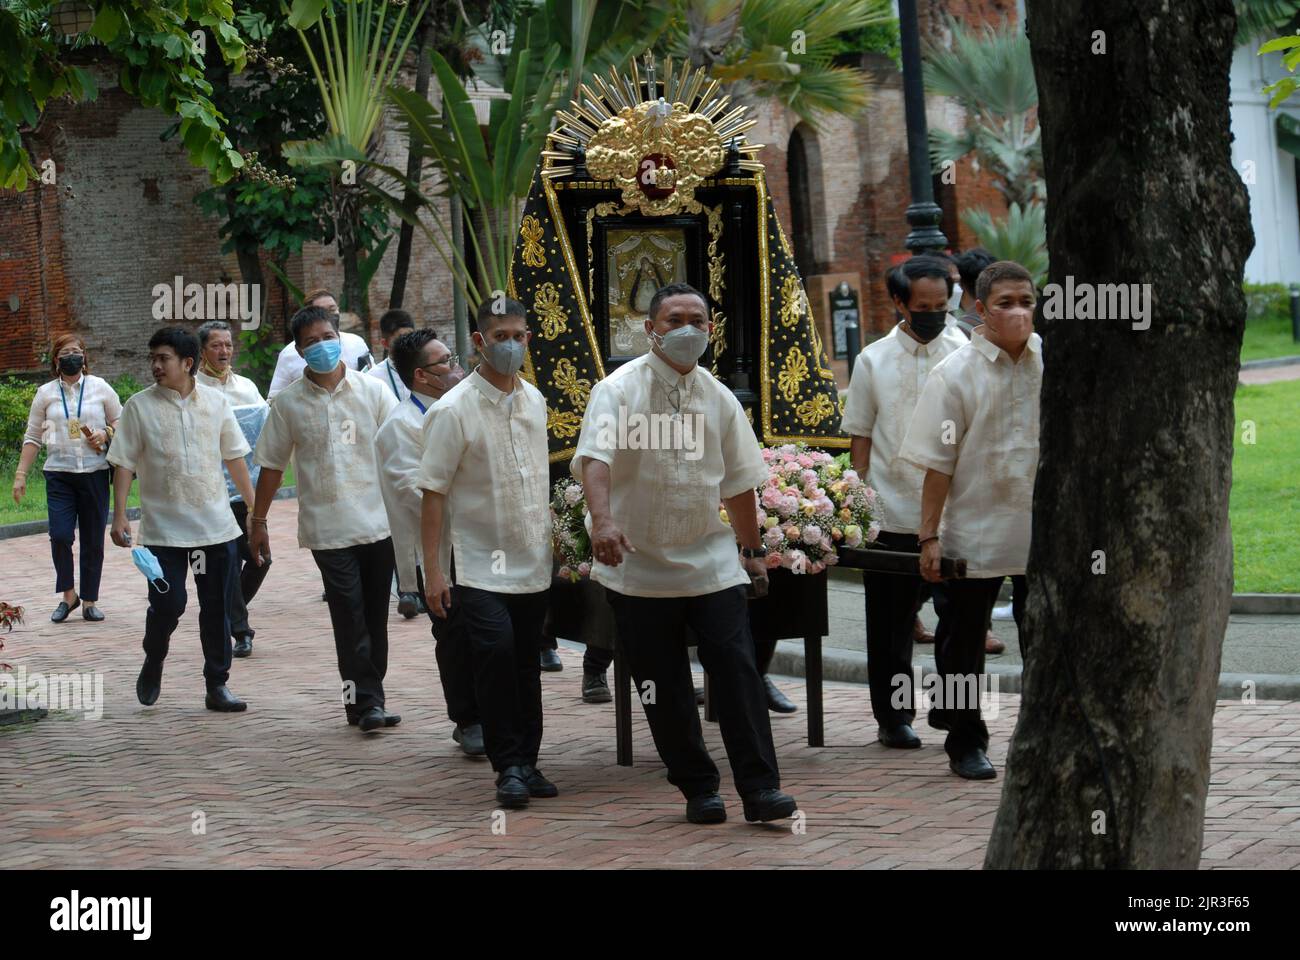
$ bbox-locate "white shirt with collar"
[415,369,551,594]
[107,382,249,548]
[23,373,122,474]
[368,356,411,404]
[840,322,968,534]
[375,391,449,588]
[197,368,266,407]
[899,330,1044,578]
[570,350,768,599]
[266,331,372,399]
[255,366,398,550]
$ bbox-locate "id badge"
[67,416,81,440]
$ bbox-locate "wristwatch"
[740,545,767,558]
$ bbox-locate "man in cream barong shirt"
[842,255,967,752]
[248,306,399,734]
[571,282,798,827]
[417,298,553,810]
[900,260,1042,782]
[108,327,255,713]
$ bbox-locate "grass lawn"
[1241,309,1300,363]
[1232,378,1300,593]
[0,459,294,525]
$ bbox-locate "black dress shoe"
[878,723,922,749]
[82,604,104,622]
[582,671,612,704]
[453,723,486,756]
[686,792,727,824]
[540,648,563,671]
[495,766,531,808]
[347,708,401,728]
[764,676,798,714]
[232,635,252,658]
[742,788,798,823]
[949,749,996,780]
[205,684,247,712]
[136,659,162,706]
[694,685,705,705]
[51,596,80,623]
[397,592,420,619]
[358,705,386,732]
[522,765,558,798]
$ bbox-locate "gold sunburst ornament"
[541,50,764,216]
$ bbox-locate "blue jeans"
[45,468,109,601]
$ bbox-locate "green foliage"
[1242,283,1300,361]
[960,202,1048,288]
[0,377,38,455]
[924,18,1042,209]
[1259,31,1300,105]
[1237,0,1300,45]
[107,373,147,404]
[1232,378,1300,592]
[0,0,249,189]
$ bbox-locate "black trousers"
[861,530,926,730]
[417,564,479,728]
[936,574,1026,758]
[447,585,548,771]
[607,586,781,799]
[141,540,238,688]
[45,468,109,602]
[228,500,271,640]
[311,537,395,718]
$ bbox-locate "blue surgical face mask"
[303,338,342,374]
[132,547,170,593]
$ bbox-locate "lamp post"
[898,0,948,254]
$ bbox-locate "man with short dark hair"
[572,281,797,826]
[953,248,996,331]
[196,320,270,657]
[108,326,256,712]
[369,308,417,402]
[267,290,373,399]
[248,306,401,732]
[418,297,553,806]
[901,260,1041,781]
[843,255,967,750]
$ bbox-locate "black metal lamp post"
[898,0,948,254]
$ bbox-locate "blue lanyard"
[385,361,402,398]
[410,393,426,413]
[60,377,84,422]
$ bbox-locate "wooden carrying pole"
[836,546,968,579]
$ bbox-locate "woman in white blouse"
[12,334,122,622]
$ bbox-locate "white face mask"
[948,282,964,312]
[649,324,709,366]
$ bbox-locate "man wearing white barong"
[571,282,797,827]
[900,260,1042,781]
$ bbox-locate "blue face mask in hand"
[302,338,342,374]
[131,547,170,594]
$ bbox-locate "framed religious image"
[591,216,703,368]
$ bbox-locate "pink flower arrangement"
[748,443,883,574]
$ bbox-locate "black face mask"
[58,354,85,376]
[906,310,947,343]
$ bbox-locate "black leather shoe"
[764,676,797,714]
[82,604,104,622]
[495,766,531,808]
[205,684,247,712]
[232,635,252,658]
[453,723,486,756]
[397,592,420,619]
[51,596,80,623]
[878,723,922,749]
[358,705,385,732]
[742,788,798,823]
[522,765,558,798]
[582,671,612,704]
[686,792,727,824]
[136,659,162,706]
[540,648,563,671]
[347,709,401,728]
[949,749,996,780]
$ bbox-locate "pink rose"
[763,526,784,548]
[765,552,783,569]
[761,486,783,509]
[577,562,591,577]
[802,525,822,545]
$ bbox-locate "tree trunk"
[984,0,1253,869]
[389,15,436,309]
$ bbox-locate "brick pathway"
[2,501,1297,868]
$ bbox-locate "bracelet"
[918,535,939,546]
[249,517,269,526]
[14,471,27,480]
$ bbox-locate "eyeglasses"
[422,354,457,370]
